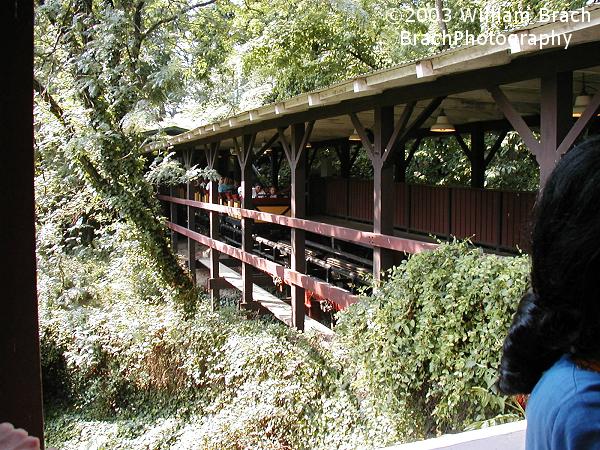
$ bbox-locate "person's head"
[499,136,600,395]
[255,184,263,192]
[269,186,276,195]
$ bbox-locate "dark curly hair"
[498,136,600,395]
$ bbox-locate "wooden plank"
[197,258,334,338]
[158,196,439,254]
[170,222,358,309]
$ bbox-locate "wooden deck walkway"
[196,256,334,338]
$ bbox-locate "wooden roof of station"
[147,5,600,152]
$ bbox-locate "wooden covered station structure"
[152,6,600,331]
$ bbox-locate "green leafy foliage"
[145,152,220,187]
[41,238,530,448]
[335,241,530,441]
[39,223,387,449]
[34,0,237,308]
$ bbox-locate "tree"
[34,0,233,310]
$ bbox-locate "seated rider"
[254,184,267,198]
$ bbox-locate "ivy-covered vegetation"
[39,224,386,449]
[40,234,530,448]
[336,242,530,440]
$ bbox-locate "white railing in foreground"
[379,420,526,450]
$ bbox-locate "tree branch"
[33,77,73,133]
[346,48,378,70]
[33,77,107,187]
[142,0,217,41]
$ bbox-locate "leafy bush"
[41,236,529,449]
[40,224,386,449]
[145,152,219,187]
[335,241,529,442]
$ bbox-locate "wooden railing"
[159,194,439,311]
[310,179,536,251]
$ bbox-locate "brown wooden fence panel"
[501,191,536,250]
[394,183,407,228]
[348,179,373,222]
[325,178,348,218]
[451,187,500,246]
[312,178,536,251]
[410,184,449,236]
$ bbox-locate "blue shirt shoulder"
[526,355,600,449]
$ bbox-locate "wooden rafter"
[277,127,291,162]
[279,123,315,168]
[254,132,280,161]
[406,136,423,167]
[557,91,600,155]
[296,121,315,166]
[204,142,220,169]
[491,83,599,165]
[485,130,508,166]
[234,133,256,168]
[182,148,194,169]
[349,112,374,158]
[489,86,542,155]
[382,97,445,164]
[382,101,416,163]
[454,132,471,159]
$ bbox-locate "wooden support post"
[239,134,256,306]
[208,177,220,309]
[270,149,278,189]
[169,186,178,250]
[372,106,395,281]
[0,1,45,444]
[394,143,407,182]
[205,143,221,309]
[490,72,580,188]
[186,180,196,278]
[338,141,352,179]
[350,102,437,280]
[183,150,196,278]
[455,129,505,189]
[539,72,573,185]
[280,122,314,331]
[291,123,307,331]
[396,137,423,183]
